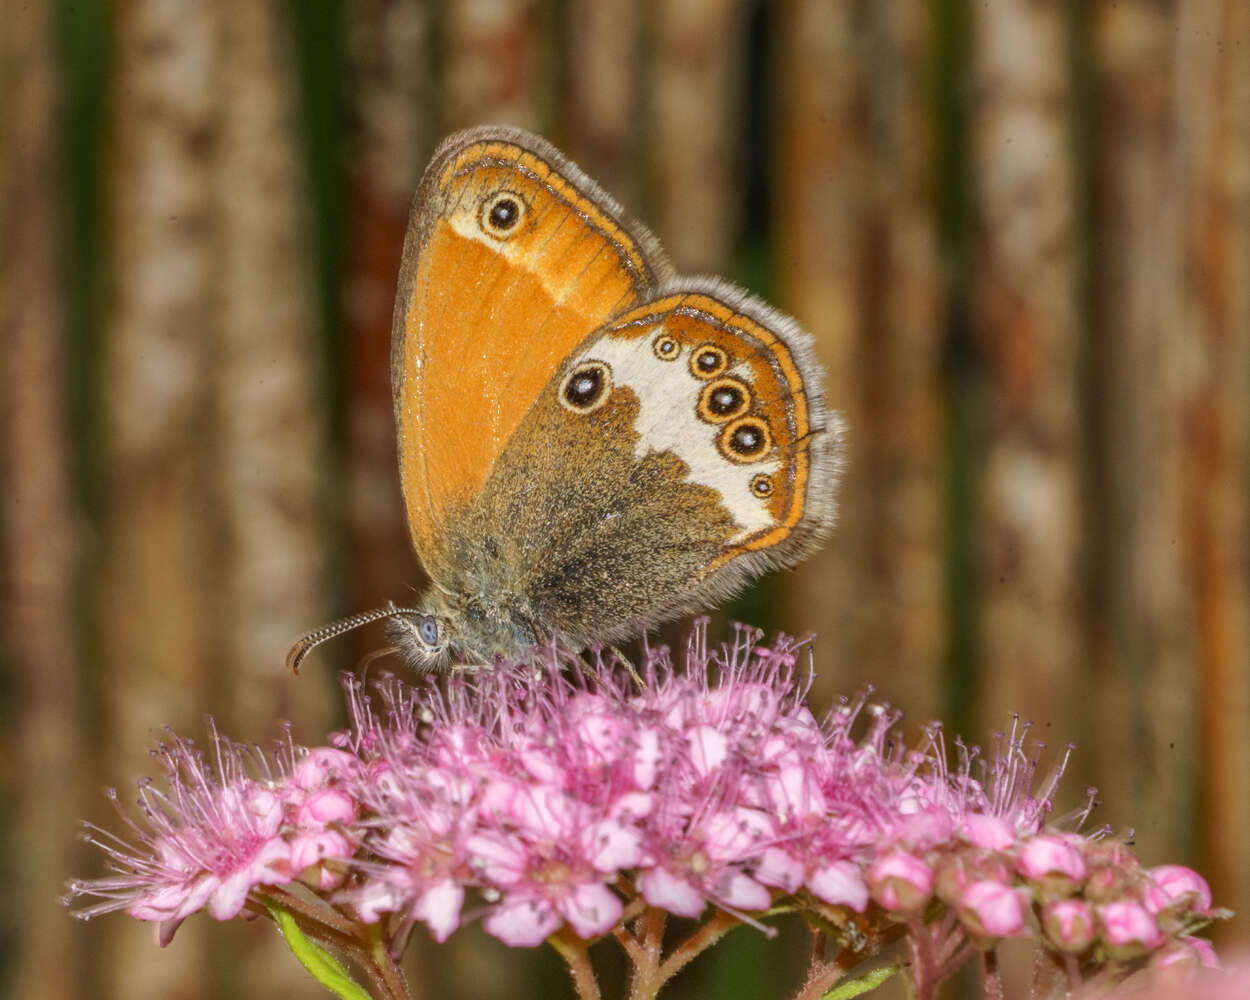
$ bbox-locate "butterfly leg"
[609,645,645,690]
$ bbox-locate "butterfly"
[288,126,843,671]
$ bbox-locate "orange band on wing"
[606,293,814,564]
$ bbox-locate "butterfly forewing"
[392,127,668,573]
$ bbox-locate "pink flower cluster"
[69,723,360,943]
[68,624,1218,965]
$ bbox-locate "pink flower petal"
[686,726,728,775]
[355,881,403,923]
[414,879,464,943]
[632,728,662,789]
[703,807,773,859]
[575,710,625,764]
[294,748,357,790]
[464,832,527,886]
[208,868,255,920]
[808,860,869,912]
[584,819,643,872]
[638,868,706,918]
[290,830,353,875]
[718,872,771,911]
[484,897,561,948]
[756,846,804,893]
[558,881,623,938]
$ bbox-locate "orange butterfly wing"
[392,127,668,571]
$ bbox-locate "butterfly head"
[386,586,540,670]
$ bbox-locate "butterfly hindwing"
[443,281,842,646]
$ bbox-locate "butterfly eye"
[697,377,750,423]
[479,191,526,238]
[719,416,772,463]
[560,361,612,413]
[690,344,728,378]
[652,335,680,361]
[418,616,439,646]
[750,473,774,499]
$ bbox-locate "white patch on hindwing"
[572,329,782,542]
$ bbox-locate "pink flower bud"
[1099,900,1166,956]
[1144,865,1212,915]
[293,748,357,790]
[290,830,353,879]
[867,850,933,915]
[935,851,1011,905]
[1017,833,1086,900]
[957,880,1026,939]
[959,814,1015,851]
[1041,898,1095,952]
[1018,834,1085,881]
[297,788,356,827]
[1151,935,1221,972]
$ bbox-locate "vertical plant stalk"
[1175,0,1250,937]
[564,0,642,209]
[651,0,746,273]
[342,0,431,657]
[970,0,1082,739]
[0,3,82,998]
[104,0,224,992]
[772,0,870,697]
[215,0,331,739]
[442,0,542,130]
[1089,0,1196,865]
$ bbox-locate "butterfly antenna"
[285,604,422,674]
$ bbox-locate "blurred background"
[2,1,1247,997]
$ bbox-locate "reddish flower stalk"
[67,622,1227,999]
